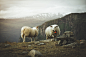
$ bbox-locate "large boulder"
[28,49,43,57]
[62,42,78,48]
[80,40,86,45]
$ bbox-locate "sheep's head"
[36,26,39,30]
[50,25,59,34]
[32,26,39,31]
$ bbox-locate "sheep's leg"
[23,35,25,42]
[51,35,55,41]
[46,35,48,40]
[31,37,32,42]
[51,37,55,41]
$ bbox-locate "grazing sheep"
[45,24,60,41]
[21,26,39,42]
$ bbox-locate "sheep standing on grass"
[21,26,39,42]
[45,24,60,41]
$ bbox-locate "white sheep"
[21,26,39,42]
[45,24,60,41]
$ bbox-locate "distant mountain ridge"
[31,13,63,20]
[6,13,63,21]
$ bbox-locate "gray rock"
[37,43,45,46]
[62,40,67,45]
[39,43,45,45]
[28,45,31,47]
[5,44,11,47]
[72,46,76,48]
[80,42,85,45]
[80,40,85,45]
[68,42,77,46]
[40,39,51,42]
[58,40,61,45]
[22,51,28,54]
[62,42,78,48]
[28,49,43,57]
[34,41,40,44]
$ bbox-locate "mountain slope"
[38,13,86,40]
[0,13,86,42]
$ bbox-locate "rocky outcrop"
[38,13,86,40]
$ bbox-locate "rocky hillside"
[0,40,86,57]
[38,13,86,40]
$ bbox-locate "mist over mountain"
[4,13,63,21]
[27,13,63,20]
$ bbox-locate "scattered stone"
[58,40,62,46]
[62,42,78,48]
[58,40,61,45]
[22,51,28,54]
[80,40,85,45]
[34,41,40,44]
[80,42,85,45]
[37,43,45,46]
[69,42,77,46]
[20,51,28,55]
[5,44,11,47]
[62,40,67,45]
[40,39,51,42]
[62,45,71,48]
[28,45,31,47]
[28,49,43,57]
[72,46,76,48]
[39,43,45,45]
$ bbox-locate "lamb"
[45,24,60,41]
[21,26,39,42]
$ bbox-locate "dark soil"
[0,40,86,57]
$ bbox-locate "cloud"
[0,0,86,18]
[0,5,86,18]
[0,6,47,18]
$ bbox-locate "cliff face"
[38,13,86,40]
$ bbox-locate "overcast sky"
[0,0,86,18]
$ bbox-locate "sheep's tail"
[21,28,25,39]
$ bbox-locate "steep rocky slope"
[38,13,86,40]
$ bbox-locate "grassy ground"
[0,40,86,57]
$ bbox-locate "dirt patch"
[0,40,86,57]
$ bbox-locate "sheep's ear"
[50,26,52,27]
[36,26,38,28]
[55,26,58,28]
